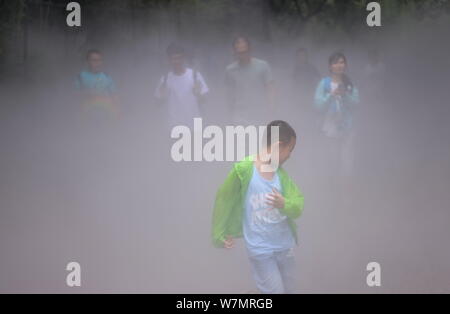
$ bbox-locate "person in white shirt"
[155,43,209,128]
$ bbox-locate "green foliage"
[0,0,25,59]
[0,0,449,61]
[267,0,450,36]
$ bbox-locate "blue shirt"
[243,165,295,257]
[76,71,116,96]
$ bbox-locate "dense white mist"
[0,8,449,293]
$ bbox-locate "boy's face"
[169,53,185,71]
[273,137,296,165]
[87,53,103,73]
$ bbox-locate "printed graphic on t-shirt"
[249,192,286,226]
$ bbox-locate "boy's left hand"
[266,188,285,209]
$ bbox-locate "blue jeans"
[248,248,296,294]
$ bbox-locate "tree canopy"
[0,0,449,62]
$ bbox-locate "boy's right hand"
[224,236,234,249]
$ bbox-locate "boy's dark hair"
[166,43,185,57]
[232,35,251,49]
[265,120,296,147]
[86,49,102,60]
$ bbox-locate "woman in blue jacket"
[315,52,359,138]
[314,52,360,175]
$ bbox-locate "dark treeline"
[1,0,450,70]
[0,0,450,293]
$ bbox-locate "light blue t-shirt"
[76,71,116,96]
[243,165,295,257]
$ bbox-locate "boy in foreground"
[212,120,304,294]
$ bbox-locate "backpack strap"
[163,72,169,89]
[193,68,198,84]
